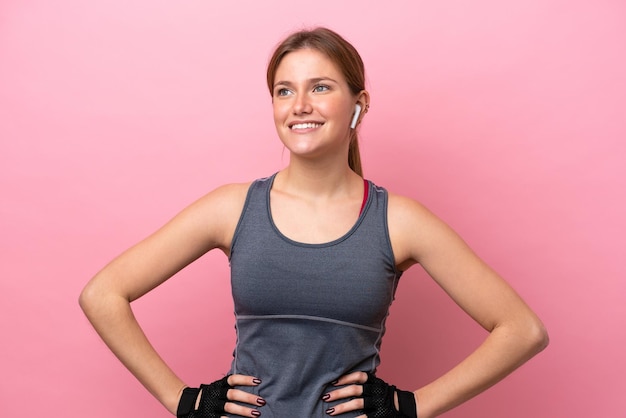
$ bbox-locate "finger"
[226,388,266,407]
[322,384,363,402]
[325,398,364,416]
[332,371,368,386]
[227,374,262,387]
[224,401,262,417]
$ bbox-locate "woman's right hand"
[177,374,265,417]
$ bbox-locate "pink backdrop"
[1,1,624,416]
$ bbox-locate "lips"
[289,122,324,130]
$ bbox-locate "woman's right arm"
[79,183,250,415]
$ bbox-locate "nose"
[292,93,312,115]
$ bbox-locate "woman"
[80,27,548,417]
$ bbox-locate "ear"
[350,104,362,129]
[354,90,371,126]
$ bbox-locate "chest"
[229,178,400,327]
[269,189,364,245]
[230,240,399,328]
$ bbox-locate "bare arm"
[388,193,549,417]
[79,183,249,414]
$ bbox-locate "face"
[272,48,361,160]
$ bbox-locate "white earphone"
[350,103,362,129]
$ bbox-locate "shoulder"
[198,181,252,211]
[386,191,459,270]
[197,181,253,221]
[171,181,253,253]
[387,191,442,235]
[387,192,431,221]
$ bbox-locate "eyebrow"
[273,77,339,90]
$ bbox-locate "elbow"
[524,316,550,356]
[498,314,549,358]
[78,277,111,319]
[534,321,550,353]
[79,274,130,323]
[78,281,97,317]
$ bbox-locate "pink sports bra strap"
[360,179,369,215]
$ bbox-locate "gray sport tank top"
[227,174,402,417]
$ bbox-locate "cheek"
[323,101,352,125]
[272,103,291,141]
[321,94,353,116]
[272,102,289,125]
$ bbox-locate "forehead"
[274,48,344,83]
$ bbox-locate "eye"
[275,88,292,97]
[313,84,330,93]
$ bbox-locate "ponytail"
[348,131,362,177]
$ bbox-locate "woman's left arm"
[388,193,549,418]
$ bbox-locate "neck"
[275,159,362,199]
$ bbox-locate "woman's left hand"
[321,371,417,417]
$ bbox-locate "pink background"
[1,1,625,416]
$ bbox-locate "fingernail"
[251,410,261,417]
[325,407,335,415]
[331,379,338,385]
[321,393,330,401]
[257,397,266,406]
[253,378,262,384]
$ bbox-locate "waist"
[228,316,382,416]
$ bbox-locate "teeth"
[291,123,322,130]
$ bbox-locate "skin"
[269,48,370,244]
[79,47,548,417]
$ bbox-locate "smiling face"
[272,48,359,161]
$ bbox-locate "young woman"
[80,27,548,417]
